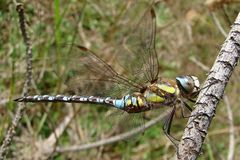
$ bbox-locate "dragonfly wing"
[116,5,160,85]
[34,43,143,97]
[32,4,160,98]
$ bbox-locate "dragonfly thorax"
[143,79,179,105]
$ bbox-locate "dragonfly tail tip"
[13,97,23,102]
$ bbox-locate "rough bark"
[177,13,240,159]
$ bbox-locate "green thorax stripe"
[156,84,176,94]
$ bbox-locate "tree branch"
[177,13,240,159]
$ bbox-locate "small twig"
[210,11,228,38]
[54,110,169,153]
[0,1,33,159]
[177,13,240,159]
[189,56,210,72]
[34,104,75,158]
[208,126,240,136]
[223,96,235,160]
[47,104,74,145]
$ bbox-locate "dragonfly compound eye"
[176,76,200,95]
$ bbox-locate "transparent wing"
[116,5,160,86]
[29,4,160,98]
[30,43,143,98]
[75,45,142,89]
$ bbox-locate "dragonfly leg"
[180,101,193,119]
[182,94,215,121]
[190,79,219,99]
[163,106,179,149]
[180,101,211,120]
[187,98,196,103]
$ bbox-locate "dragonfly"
[14,6,200,146]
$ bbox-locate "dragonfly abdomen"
[14,95,124,108]
[15,94,152,113]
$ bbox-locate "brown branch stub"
[177,13,240,159]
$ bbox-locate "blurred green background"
[1,0,240,159]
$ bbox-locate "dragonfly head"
[176,75,200,98]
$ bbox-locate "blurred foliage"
[1,0,240,159]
